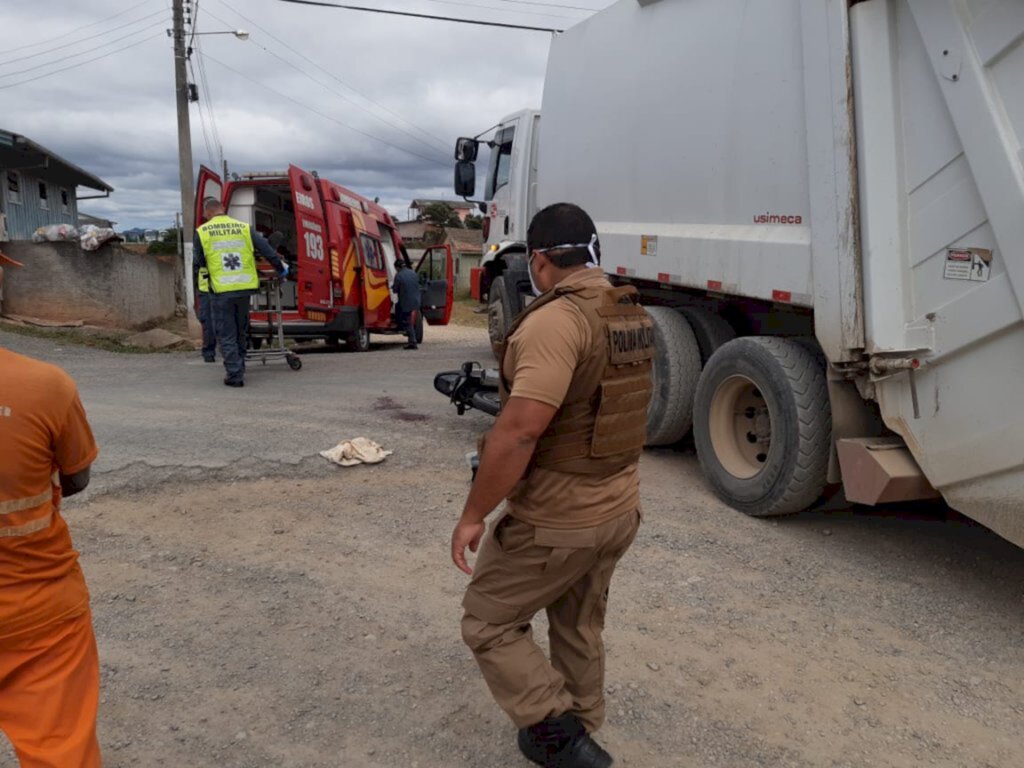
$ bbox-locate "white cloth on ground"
[319,437,393,467]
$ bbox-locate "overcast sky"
[0,0,610,230]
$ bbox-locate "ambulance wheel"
[645,306,702,446]
[414,311,425,344]
[287,355,302,371]
[680,307,736,365]
[348,327,371,352]
[693,337,831,516]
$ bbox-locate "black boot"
[518,714,612,768]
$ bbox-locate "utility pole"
[172,0,200,335]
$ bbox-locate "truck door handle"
[504,216,510,236]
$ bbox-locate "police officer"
[451,203,654,768]
[196,265,217,363]
[193,197,288,387]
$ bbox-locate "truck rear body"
[457,0,1024,546]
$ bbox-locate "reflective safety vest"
[197,215,259,293]
[197,266,210,293]
[498,277,655,475]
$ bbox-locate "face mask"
[528,233,600,296]
[528,253,542,296]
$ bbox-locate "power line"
[187,55,216,167]
[194,38,224,168]
[0,7,170,68]
[0,31,167,91]
[485,0,598,11]
[275,0,564,33]
[0,0,158,55]
[209,0,451,149]
[201,2,448,163]
[0,18,170,79]
[202,52,450,167]
[239,39,452,160]
[190,1,223,167]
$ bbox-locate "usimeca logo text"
[753,212,803,225]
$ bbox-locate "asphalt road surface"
[1,326,1022,768]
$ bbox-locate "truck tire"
[645,306,702,446]
[488,275,513,355]
[693,337,831,516]
[680,307,736,365]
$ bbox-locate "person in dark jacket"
[392,259,421,350]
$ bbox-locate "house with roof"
[442,227,484,293]
[407,198,476,224]
[0,129,113,241]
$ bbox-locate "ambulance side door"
[416,245,454,326]
[356,231,393,329]
[287,164,331,315]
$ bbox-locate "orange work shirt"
[0,348,99,643]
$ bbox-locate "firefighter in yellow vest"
[451,203,654,768]
[193,198,287,387]
[196,265,217,363]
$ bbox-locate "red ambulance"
[195,164,453,350]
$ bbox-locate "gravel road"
[1,326,1021,768]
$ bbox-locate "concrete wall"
[1,241,176,328]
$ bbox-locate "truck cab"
[455,109,540,348]
[196,164,453,351]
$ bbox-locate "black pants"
[397,308,417,346]
[198,292,216,359]
[211,292,250,380]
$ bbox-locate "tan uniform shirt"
[503,269,640,530]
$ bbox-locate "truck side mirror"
[455,161,476,198]
[455,137,479,162]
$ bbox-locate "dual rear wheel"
[644,306,832,517]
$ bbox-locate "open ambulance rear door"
[288,164,332,318]
[194,165,223,227]
[416,245,454,325]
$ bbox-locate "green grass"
[450,298,489,329]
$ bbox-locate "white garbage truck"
[452,0,1024,548]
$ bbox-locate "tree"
[419,202,463,229]
[146,227,182,255]
[464,215,483,230]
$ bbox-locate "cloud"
[0,0,609,229]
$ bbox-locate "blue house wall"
[1,165,80,239]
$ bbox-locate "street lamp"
[193,29,250,40]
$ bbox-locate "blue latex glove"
[278,263,289,279]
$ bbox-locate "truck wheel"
[414,310,425,344]
[680,307,736,365]
[347,326,370,352]
[488,276,513,354]
[693,337,831,516]
[645,307,702,446]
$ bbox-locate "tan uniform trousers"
[461,508,640,732]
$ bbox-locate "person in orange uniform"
[0,346,102,768]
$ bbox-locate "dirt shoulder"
[8,454,1018,768]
